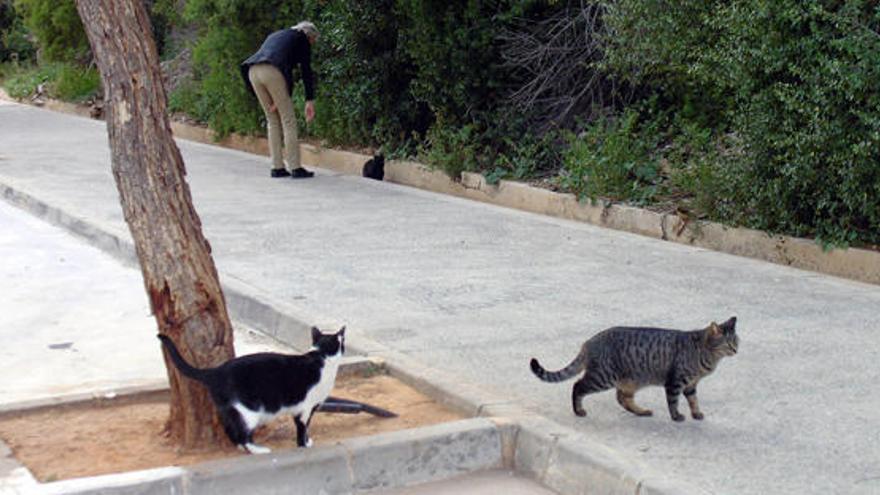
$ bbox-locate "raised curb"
[0,439,37,495]
[30,418,503,495]
[0,381,168,416]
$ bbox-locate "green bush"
[395,0,508,125]
[187,25,264,136]
[13,0,88,63]
[2,61,57,97]
[1,61,97,100]
[418,121,481,178]
[713,1,880,246]
[561,109,664,205]
[54,63,99,101]
[602,0,880,246]
[1,0,35,63]
[176,0,312,137]
[306,0,428,150]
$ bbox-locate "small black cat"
[157,326,345,453]
[362,152,385,181]
[531,317,738,421]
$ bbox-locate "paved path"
[0,199,296,408]
[0,198,553,495]
[1,100,879,494]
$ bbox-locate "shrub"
[1,0,35,63]
[306,0,429,150]
[54,63,99,101]
[601,0,880,246]
[13,0,88,63]
[561,108,663,205]
[418,121,481,178]
[2,61,57,98]
[2,61,97,101]
[396,0,524,127]
[711,1,880,246]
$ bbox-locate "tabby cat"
[530,317,738,421]
[157,326,345,453]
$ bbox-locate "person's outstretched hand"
[305,100,315,123]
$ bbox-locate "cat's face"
[311,326,346,356]
[706,317,739,357]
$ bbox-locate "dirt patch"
[0,374,463,482]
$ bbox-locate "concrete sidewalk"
[0,198,303,408]
[1,99,879,494]
[0,199,553,495]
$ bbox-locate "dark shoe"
[290,167,314,179]
[271,168,291,178]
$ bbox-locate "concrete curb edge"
[33,418,503,495]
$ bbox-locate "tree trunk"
[75,0,235,449]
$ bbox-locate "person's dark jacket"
[240,29,315,100]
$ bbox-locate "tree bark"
[75,0,234,449]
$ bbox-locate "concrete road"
[1,99,879,494]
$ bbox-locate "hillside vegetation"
[2,0,878,248]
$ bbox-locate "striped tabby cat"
[530,317,738,421]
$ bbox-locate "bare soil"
[0,374,463,482]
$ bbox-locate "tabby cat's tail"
[157,334,212,383]
[530,344,588,382]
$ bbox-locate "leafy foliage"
[4,0,880,247]
[53,62,99,101]
[306,0,429,149]
[2,61,57,98]
[395,0,508,125]
[599,0,880,246]
[13,0,88,63]
[561,108,663,205]
[1,0,34,63]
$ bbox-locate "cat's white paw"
[305,438,313,448]
[244,443,271,454]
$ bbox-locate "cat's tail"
[157,334,211,383]
[530,344,588,383]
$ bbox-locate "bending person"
[241,21,319,178]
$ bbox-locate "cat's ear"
[721,316,737,332]
[708,322,722,337]
[336,326,346,338]
[311,326,322,343]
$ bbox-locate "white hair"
[291,21,319,40]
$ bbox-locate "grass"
[1,62,99,102]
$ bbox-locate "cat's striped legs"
[615,384,653,417]
[571,374,612,417]
[665,379,687,422]
[683,386,704,420]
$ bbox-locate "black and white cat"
[362,152,385,181]
[157,326,345,453]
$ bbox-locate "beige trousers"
[248,64,300,170]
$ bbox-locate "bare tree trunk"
[75,0,234,449]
